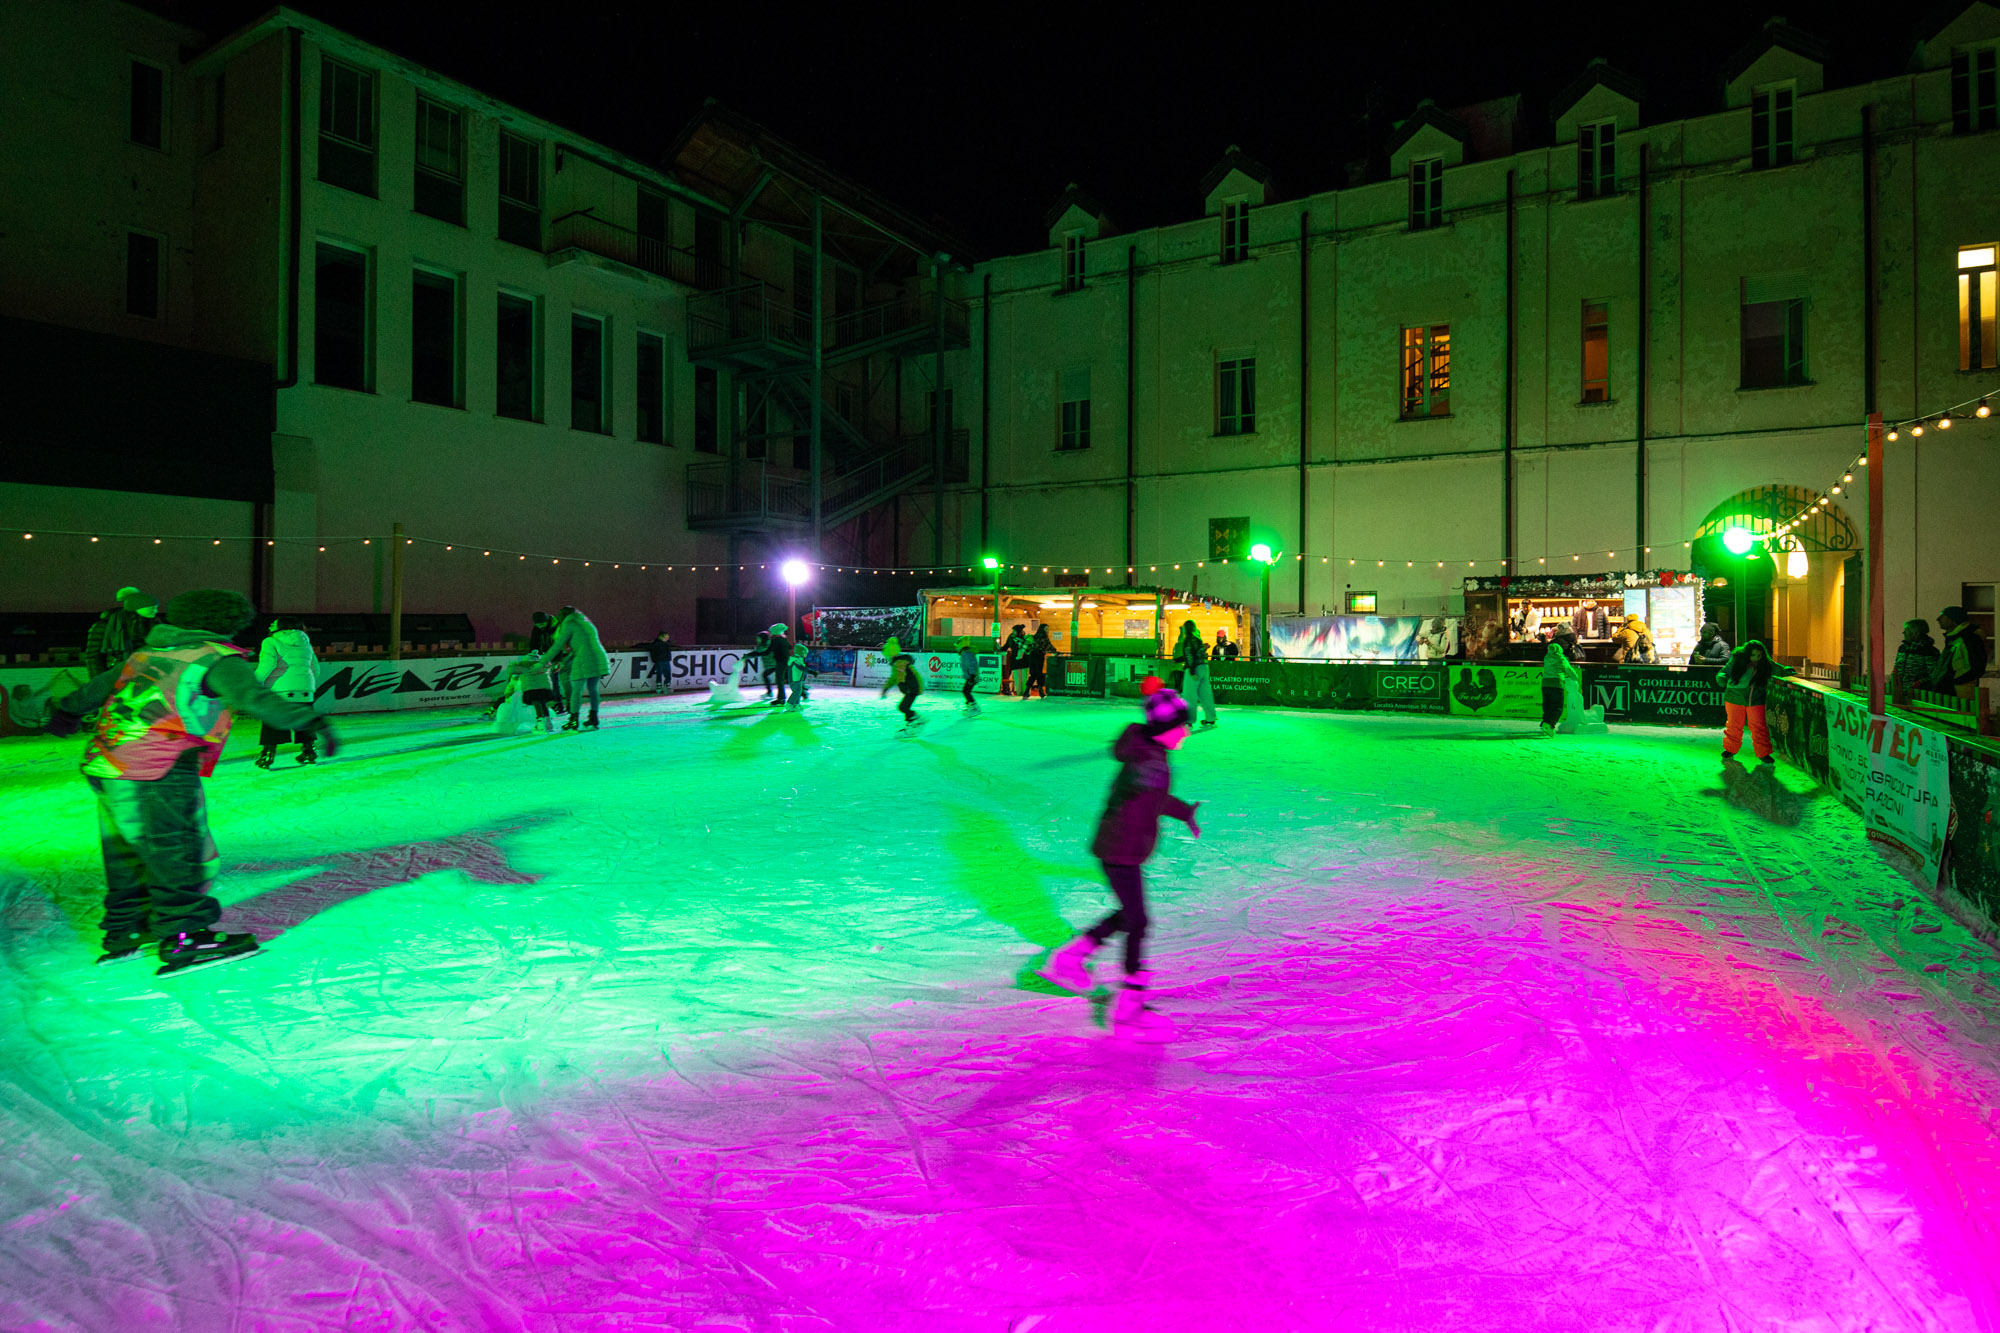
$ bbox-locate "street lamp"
[1249,542,1279,659]
[1718,526,1757,645]
[781,558,810,637]
[981,555,1003,644]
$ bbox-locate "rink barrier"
[1767,676,2000,939]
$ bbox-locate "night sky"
[165,0,1905,258]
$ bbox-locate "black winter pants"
[1086,860,1149,973]
[89,768,224,938]
[962,671,979,704]
[1541,683,1564,727]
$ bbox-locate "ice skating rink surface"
[3,686,1999,1332]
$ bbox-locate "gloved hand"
[44,709,84,739]
[310,719,340,757]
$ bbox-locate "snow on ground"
[3,685,1999,1332]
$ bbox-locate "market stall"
[918,585,1253,658]
[1463,571,1706,663]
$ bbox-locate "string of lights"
[8,394,1987,577]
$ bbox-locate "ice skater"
[748,629,775,700]
[784,641,812,711]
[253,615,321,767]
[880,636,925,734]
[1721,639,1792,764]
[765,623,793,708]
[956,635,982,713]
[1036,676,1201,1041]
[504,651,558,733]
[537,605,609,731]
[1539,637,1579,737]
[1174,620,1218,728]
[46,589,339,975]
[1023,625,1054,699]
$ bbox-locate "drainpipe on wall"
[1126,243,1137,586]
[1636,142,1650,567]
[1861,104,1878,676]
[1298,210,1310,612]
[1503,172,1515,575]
[980,272,991,552]
[260,28,304,609]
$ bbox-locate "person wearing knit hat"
[46,588,338,976]
[879,636,925,734]
[84,585,160,676]
[1035,675,1202,1041]
[766,623,794,708]
[954,635,983,714]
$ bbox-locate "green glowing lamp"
[1249,542,1276,564]
[1721,526,1754,556]
[981,556,1000,570]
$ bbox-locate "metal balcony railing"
[825,290,971,356]
[548,210,722,288]
[685,459,812,530]
[687,283,809,362]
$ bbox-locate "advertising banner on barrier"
[1366,663,1449,713]
[854,649,1004,695]
[1446,663,1543,719]
[310,647,753,715]
[1269,616,1460,661]
[1206,662,1275,705]
[1824,692,1872,811]
[1821,695,1952,881]
[1617,666,1725,727]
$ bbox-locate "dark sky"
[169,0,1912,257]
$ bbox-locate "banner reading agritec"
[1823,695,1953,882]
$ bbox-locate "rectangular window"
[495,291,538,420]
[317,58,376,195]
[413,97,464,225]
[1058,365,1091,451]
[1409,157,1444,229]
[1346,591,1378,614]
[694,366,719,452]
[1750,85,1795,169]
[637,331,667,444]
[1960,245,1998,370]
[1220,200,1249,264]
[125,232,160,318]
[498,132,541,248]
[571,314,607,434]
[1962,583,1996,646]
[1400,324,1451,417]
[410,269,459,407]
[1217,356,1257,435]
[1581,301,1610,402]
[1578,121,1616,198]
[1740,278,1808,387]
[1953,47,1999,133]
[637,189,668,276]
[1062,233,1085,291]
[129,60,164,149]
[313,242,369,390]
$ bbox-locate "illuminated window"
[317,57,375,195]
[1577,121,1615,198]
[413,98,463,225]
[1409,157,1444,229]
[1217,356,1257,435]
[1058,366,1091,451]
[1960,245,1997,370]
[1581,301,1609,401]
[1750,84,1794,169]
[1346,591,1378,613]
[1954,47,1998,133]
[1220,200,1249,263]
[1400,324,1451,417]
[1061,233,1085,292]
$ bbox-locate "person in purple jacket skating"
[1035,675,1202,1041]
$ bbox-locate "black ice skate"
[96,929,161,965]
[155,929,260,977]
[254,748,276,769]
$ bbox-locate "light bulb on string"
[1843,473,1853,483]
[1978,399,1991,417]
[1887,429,1899,441]
[1939,414,1953,429]
[1912,423,1924,437]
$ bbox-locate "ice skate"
[540,716,555,734]
[1539,722,1554,738]
[254,748,276,769]
[155,929,260,977]
[96,929,160,965]
[1108,971,1176,1042]
[584,712,600,730]
[1197,718,1217,730]
[297,738,319,765]
[562,716,580,732]
[1035,935,1099,993]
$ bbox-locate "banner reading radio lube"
[1823,693,1953,882]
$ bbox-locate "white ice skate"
[897,715,927,737]
[1108,971,1176,1042]
[1035,935,1099,993]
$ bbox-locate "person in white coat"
[254,617,321,767]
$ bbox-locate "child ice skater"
[1036,676,1201,1041]
[880,636,925,734]
[506,652,558,733]
[253,615,321,767]
[784,643,812,711]
[47,589,339,975]
[956,635,982,714]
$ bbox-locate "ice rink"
[3,685,1999,1331]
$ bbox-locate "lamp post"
[781,558,810,637]
[982,555,1002,643]
[1720,525,1755,648]
[1250,542,1279,659]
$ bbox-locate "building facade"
[943,10,2000,667]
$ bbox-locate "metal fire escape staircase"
[684,285,969,538]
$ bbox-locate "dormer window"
[1061,232,1085,292]
[1954,47,1998,134]
[1577,121,1616,198]
[1409,158,1444,230]
[1220,199,1249,264]
[1750,84,1794,169]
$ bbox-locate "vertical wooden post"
[389,520,405,662]
[1867,413,1884,716]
